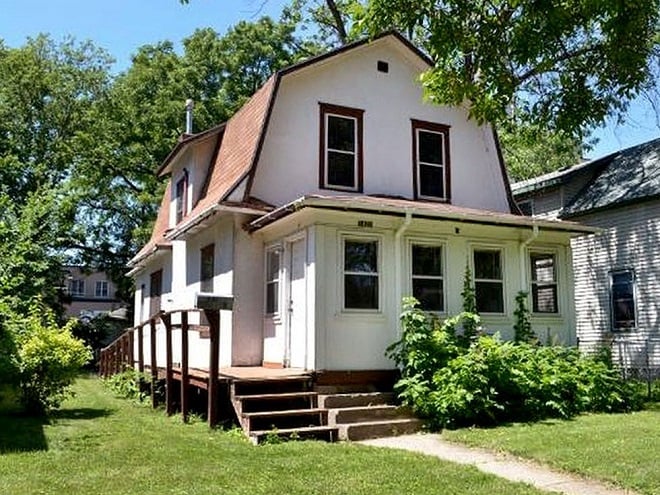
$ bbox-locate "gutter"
[519,225,539,293]
[167,203,270,240]
[394,210,413,332]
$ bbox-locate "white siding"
[571,201,660,372]
[251,40,511,213]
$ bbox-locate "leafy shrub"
[103,367,150,402]
[14,306,92,414]
[513,291,536,343]
[390,298,643,429]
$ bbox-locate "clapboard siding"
[571,200,660,373]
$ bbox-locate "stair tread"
[250,425,337,435]
[233,376,311,383]
[318,392,392,398]
[235,391,317,400]
[328,404,398,412]
[341,417,422,427]
[243,408,326,418]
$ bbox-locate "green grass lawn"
[443,404,660,495]
[0,376,548,495]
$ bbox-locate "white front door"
[286,238,307,368]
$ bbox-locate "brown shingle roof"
[128,180,172,268]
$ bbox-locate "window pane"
[418,130,443,164]
[327,115,355,152]
[327,151,355,188]
[266,281,278,314]
[345,274,378,309]
[419,164,445,198]
[474,250,502,279]
[612,271,633,286]
[267,251,280,280]
[412,245,442,276]
[475,281,504,313]
[413,278,444,311]
[611,271,635,329]
[531,254,555,283]
[345,241,377,273]
[533,285,557,313]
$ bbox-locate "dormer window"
[320,103,364,192]
[175,172,188,223]
[412,119,450,201]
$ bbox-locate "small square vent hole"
[377,60,389,73]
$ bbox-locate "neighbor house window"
[473,249,504,313]
[200,244,215,293]
[265,249,281,315]
[411,244,444,312]
[530,253,558,313]
[412,119,450,201]
[343,239,379,310]
[175,172,188,224]
[610,269,636,330]
[320,103,364,191]
[70,279,85,297]
[95,280,109,298]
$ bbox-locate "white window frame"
[528,249,560,315]
[416,129,446,200]
[265,245,282,317]
[325,113,358,191]
[609,268,637,331]
[341,235,381,313]
[70,279,85,297]
[471,246,506,315]
[95,280,109,298]
[408,239,446,313]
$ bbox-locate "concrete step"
[318,392,394,409]
[243,408,328,431]
[250,425,338,444]
[328,405,410,424]
[337,418,424,441]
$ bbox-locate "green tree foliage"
[513,291,536,344]
[359,0,660,138]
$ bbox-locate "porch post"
[137,323,144,373]
[205,309,220,428]
[128,329,135,370]
[180,311,190,423]
[161,312,175,416]
[150,317,158,408]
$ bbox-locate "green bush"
[14,309,92,414]
[103,367,150,402]
[390,298,643,429]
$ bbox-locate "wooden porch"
[99,307,420,443]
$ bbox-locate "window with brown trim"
[412,119,450,201]
[175,172,188,224]
[319,103,364,192]
[200,244,215,293]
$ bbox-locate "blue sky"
[1,0,658,160]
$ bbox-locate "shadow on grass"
[0,413,48,453]
[0,407,115,454]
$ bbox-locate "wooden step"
[234,391,318,413]
[318,392,394,409]
[249,425,338,445]
[337,418,423,441]
[328,405,409,424]
[232,376,312,396]
[243,408,327,431]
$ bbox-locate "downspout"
[394,210,413,335]
[520,224,540,292]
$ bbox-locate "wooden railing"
[99,307,223,427]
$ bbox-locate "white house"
[127,33,594,374]
[513,138,660,377]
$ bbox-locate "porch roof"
[247,195,600,234]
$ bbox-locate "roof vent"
[185,99,194,134]
[377,60,389,73]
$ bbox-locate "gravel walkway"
[359,434,641,495]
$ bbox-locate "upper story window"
[320,103,364,192]
[411,244,444,312]
[473,248,504,313]
[69,279,85,297]
[265,248,281,315]
[610,269,636,331]
[530,252,558,313]
[200,244,215,293]
[343,238,379,310]
[95,280,109,298]
[175,171,188,224]
[412,119,450,201]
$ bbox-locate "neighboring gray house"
[513,137,660,377]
